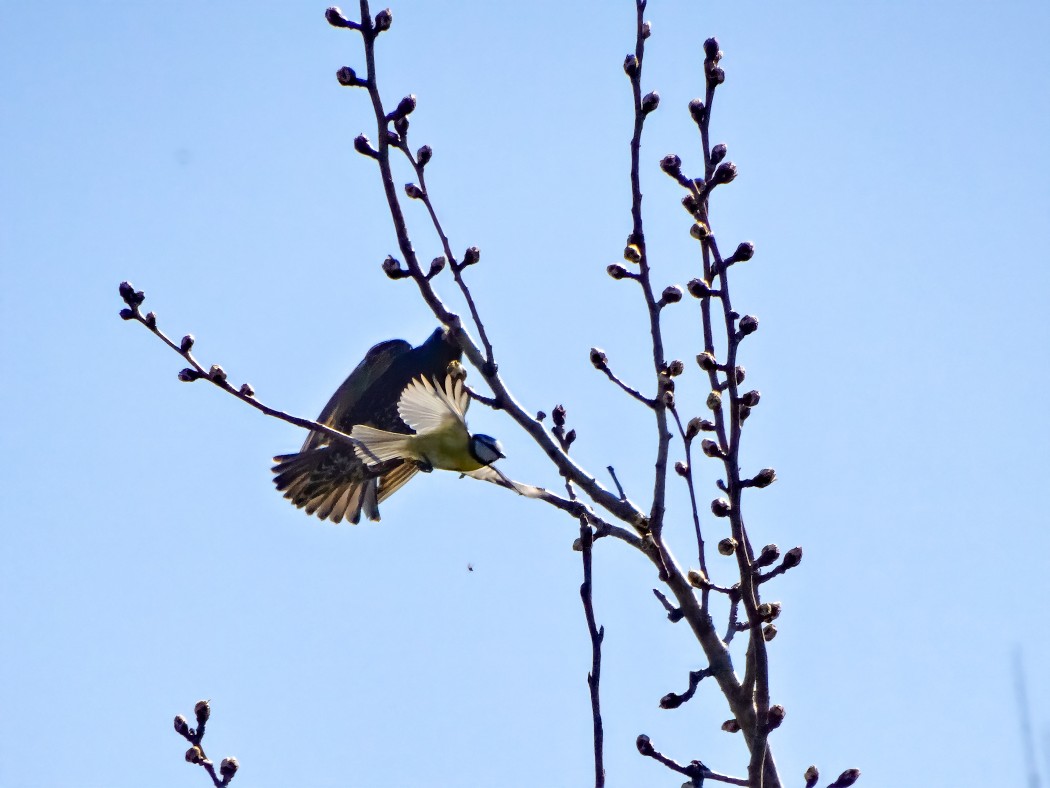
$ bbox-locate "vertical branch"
[579,519,606,788]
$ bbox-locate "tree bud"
[741,389,761,407]
[623,54,639,77]
[428,256,446,278]
[382,255,408,279]
[696,351,717,371]
[144,311,157,328]
[119,281,145,307]
[752,468,777,488]
[829,768,861,788]
[731,241,755,262]
[706,391,722,410]
[707,65,726,85]
[660,389,675,409]
[739,405,752,424]
[220,757,239,780]
[688,98,705,125]
[674,461,688,477]
[660,692,683,709]
[178,368,202,382]
[623,243,642,263]
[687,278,711,298]
[174,715,190,737]
[462,246,480,267]
[701,439,722,459]
[689,221,711,240]
[194,700,211,725]
[662,360,682,378]
[685,417,702,439]
[373,8,392,31]
[564,428,577,446]
[354,134,378,159]
[783,546,803,568]
[721,719,740,733]
[636,734,654,756]
[404,183,424,200]
[768,704,786,730]
[552,404,566,427]
[641,21,651,39]
[735,365,746,384]
[589,348,608,369]
[119,308,134,320]
[687,569,708,588]
[703,37,721,60]
[208,365,227,384]
[757,601,781,622]
[712,161,737,185]
[179,334,195,353]
[756,544,780,567]
[805,766,820,788]
[661,285,683,304]
[185,746,204,764]
[607,263,629,280]
[717,534,735,551]
[660,154,682,176]
[336,66,359,86]
[393,94,416,119]
[682,194,699,216]
[641,91,660,114]
[325,7,354,27]
[416,144,433,166]
[239,383,255,397]
[711,143,727,164]
[763,624,777,641]
[739,314,759,335]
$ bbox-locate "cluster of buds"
[704,37,725,87]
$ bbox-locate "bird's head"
[469,434,505,466]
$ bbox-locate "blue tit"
[351,374,537,495]
[271,327,461,523]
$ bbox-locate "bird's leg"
[415,457,434,473]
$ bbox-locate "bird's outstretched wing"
[397,374,469,435]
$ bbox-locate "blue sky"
[3,1,1049,786]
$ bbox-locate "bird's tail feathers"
[351,425,414,467]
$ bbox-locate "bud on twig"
[757,601,782,622]
[641,91,660,114]
[220,757,240,780]
[739,315,759,335]
[185,746,204,764]
[674,461,688,477]
[696,352,717,371]
[768,704,786,730]
[688,98,705,125]
[325,7,356,28]
[717,534,736,552]
[701,439,723,459]
[416,145,433,167]
[721,719,740,733]
[636,734,654,756]
[392,94,417,119]
[623,244,642,263]
[783,546,803,568]
[174,715,190,737]
[687,569,709,588]
[589,348,608,370]
[689,221,711,240]
[660,692,683,709]
[729,241,755,263]
[711,143,727,164]
[354,134,379,159]
[623,54,639,77]
[682,194,699,216]
[373,8,392,32]
[711,161,737,186]
[660,154,682,177]
[552,405,566,427]
[336,66,360,86]
[752,468,777,488]
[239,383,255,397]
[194,700,211,725]
[179,334,195,353]
[756,544,780,567]
[178,368,202,382]
[740,390,761,407]
[703,37,721,61]
[427,256,446,278]
[685,418,702,439]
[641,20,651,38]
[735,366,746,384]
[661,285,683,304]
[687,278,712,298]
[706,391,722,411]
[763,624,777,641]
[208,365,227,384]
[382,255,409,280]
[404,183,424,200]
[805,766,820,788]
[829,768,862,788]
[462,246,480,267]
[607,264,629,280]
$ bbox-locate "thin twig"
[579,520,605,788]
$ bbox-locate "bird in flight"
[271,327,461,523]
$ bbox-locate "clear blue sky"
[3,1,1049,786]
